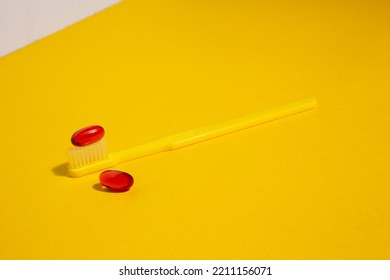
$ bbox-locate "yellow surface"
[0,0,389,259]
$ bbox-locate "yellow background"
[0,0,389,259]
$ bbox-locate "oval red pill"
[99,170,134,192]
[71,125,105,146]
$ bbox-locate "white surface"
[0,260,390,280]
[0,0,121,57]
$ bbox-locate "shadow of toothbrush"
[52,163,70,177]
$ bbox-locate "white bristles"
[67,139,109,169]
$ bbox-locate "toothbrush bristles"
[67,140,109,169]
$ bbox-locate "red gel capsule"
[71,125,105,146]
[99,170,134,192]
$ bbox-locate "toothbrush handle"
[113,98,317,163]
[168,98,317,149]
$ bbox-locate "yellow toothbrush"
[67,98,317,177]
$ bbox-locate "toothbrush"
[67,98,317,177]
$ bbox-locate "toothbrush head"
[67,139,114,177]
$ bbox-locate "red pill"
[71,125,105,146]
[99,170,134,192]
